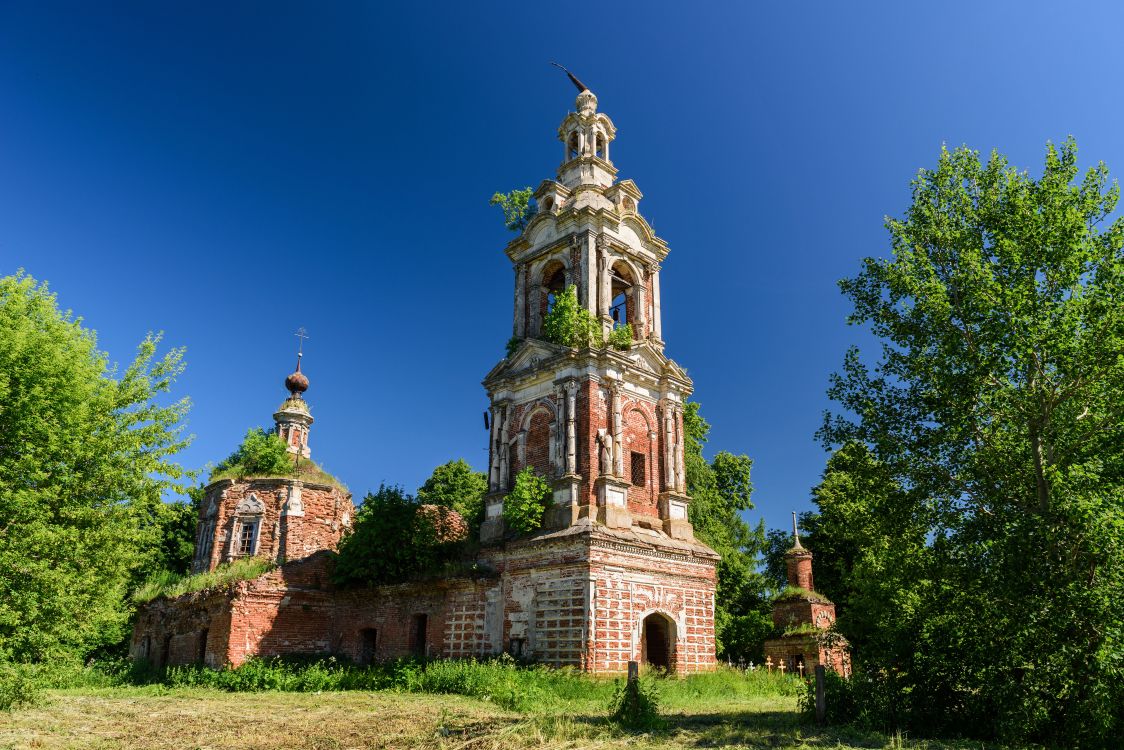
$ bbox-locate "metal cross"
[294,327,309,356]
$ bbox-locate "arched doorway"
[641,613,674,671]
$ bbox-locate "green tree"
[683,402,772,663]
[541,285,601,349]
[211,428,293,480]
[333,485,464,586]
[821,139,1124,747]
[489,187,537,232]
[417,459,488,533]
[502,466,551,534]
[0,272,191,663]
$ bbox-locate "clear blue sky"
[3,2,1122,534]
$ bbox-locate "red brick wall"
[525,406,554,478]
[194,478,352,573]
[622,400,656,516]
[587,541,716,674]
[785,551,814,590]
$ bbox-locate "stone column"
[565,380,578,475]
[497,404,510,491]
[650,263,663,342]
[611,382,624,477]
[635,270,647,337]
[663,403,675,490]
[675,406,686,491]
[488,404,500,492]
[514,263,526,338]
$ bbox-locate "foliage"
[333,485,466,587]
[505,336,522,358]
[132,556,278,604]
[0,271,191,663]
[489,187,537,232]
[0,663,40,712]
[819,139,1124,747]
[542,285,601,349]
[607,323,633,351]
[211,428,294,479]
[609,676,664,731]
[682,402,773,663]
[416,459,488,534]
[501,466,551,534]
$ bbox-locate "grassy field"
[0,681,1000,750]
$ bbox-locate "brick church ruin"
[132,83,798,674]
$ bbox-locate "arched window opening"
[197,629,209,664]
[567,132,580,160]
[641,613,673,671]
[610,263,634,332]
[546,268,566,313]
[541,196,554,213]
[594,133,605,159]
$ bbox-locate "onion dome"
[285,354,309,397]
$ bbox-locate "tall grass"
[131,557,277,604]
[42,656,802,715]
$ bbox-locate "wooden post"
[814,664,826,725]
[627,660,638,685]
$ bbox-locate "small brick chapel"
[129,81,810,674]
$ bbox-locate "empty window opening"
[595,133,605,159]
[160,634,173,669]
[567,132,580,160]
[509,637,526,659]
[545,267,566,315]
[359,628,378,665]
[631,451,646,487]
[411,614,428,658]
[541,196,554,213]
[610,263,634,330]
[197,629,208,665]
[642,614,672,671]
[237,520,258,556]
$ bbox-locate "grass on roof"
[132,557,277,605]
[209,458,348,491]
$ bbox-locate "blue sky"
[3,2,1123,533]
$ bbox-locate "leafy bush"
[333,485,467,586]
[542,285,601,349]
[489,187,536,232]
[502,467,551,534]
[505,336,522,358]
[132,556,277,604]
[0,664,40,712]
[609,676,664,731]
[416,459,487,534]
[607,323,633,350]
[212,428,293,479]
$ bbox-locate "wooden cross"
[765,656,773,671]
[797,662,805,677]
[778,659,787,674]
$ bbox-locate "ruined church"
[132,84,722,673]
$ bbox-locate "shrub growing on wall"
[502,467,551,534]
[333,485,466,586]
[542,285,600,349]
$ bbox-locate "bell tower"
[481,78,695,543]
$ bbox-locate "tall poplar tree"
[821,140,1124,747]
[0,272,191,662]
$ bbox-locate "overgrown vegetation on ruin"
[131,557,278,605]
[209,428,346,490]
[501,466,551,533]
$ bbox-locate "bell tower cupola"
[554,65,617,190]
[274,329,313,459]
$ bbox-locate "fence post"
[627,660,638,685]
[814,664,826,725]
